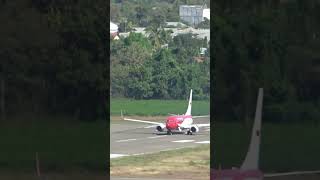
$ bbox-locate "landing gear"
[167,130,173,135]
[186,130,193,135]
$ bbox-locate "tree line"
[3,0,319,124]
[212,0,320,124]
[110,27,210,100]
[0,0,107,121]
[111,0,211,28]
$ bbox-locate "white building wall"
[179,5,205,27]
[203,8,210,20]
[110,21,118,33]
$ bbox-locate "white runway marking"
[147,135,167,139]
[172,140,195,143]
[110,154,127,158]
[116,139,137,142]
[195,140,210,144]
[265,170,320,177]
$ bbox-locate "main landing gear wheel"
[187,130,193,135]
[167,130,173,135]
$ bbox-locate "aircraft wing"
[195,123,210,127]
[123,118,164,126]
[193,115,210,118]
[179,123,210,129]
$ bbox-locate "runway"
[111,177,186,180]
[110,117,210,159]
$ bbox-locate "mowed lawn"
[0,119,107,173]
[111,144,210,180]
[111,98,210,116]
[212,122,320,172]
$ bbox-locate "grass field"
[111,144,210,180]
[0,118,107,174]
[213,122,320,173]
[110,98,210,116]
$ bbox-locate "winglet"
[185,89,193,116]
[240,88,263,170]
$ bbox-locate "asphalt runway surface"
[110,117,210,159]
[111,178,187,180]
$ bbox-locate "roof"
[180,5,203,8]
[166,22,188,27]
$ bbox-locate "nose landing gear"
[186,130,193,135]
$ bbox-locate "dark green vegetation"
[111,99,209,116]
[212,1,320,124]
[111,32,210,100]
[212,1,320,171]
[0,0,108,174]
[213,122,320,172]
[111,0,210,100]
[0,0,107,121]
[111,0,210,28]
[0,119,107,172]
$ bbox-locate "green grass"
[0,118,107,173]
[213,122,320,172]
[111,145,210,179]
[111,145,210,167]
[111,98,210,116]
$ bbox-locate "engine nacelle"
[190,125,199,133]
[156,124,166,132]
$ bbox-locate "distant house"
[179,5,210,27]
[110,21,119,39]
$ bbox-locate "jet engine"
[156,124,166,132]
[190,125,199,133]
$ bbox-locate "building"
[179,5,210,27]
[110,21,119,39]
[203,8,210,20]
[119,27,210,43]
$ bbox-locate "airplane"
[121,89,210,135]
[211,88,320,180]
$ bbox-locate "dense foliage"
[0,0,108,121]
[110,32,210,100]
[110,0,210,28]
[2,0,320,124]
[110,0,210,101]
[212,0,320,123]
